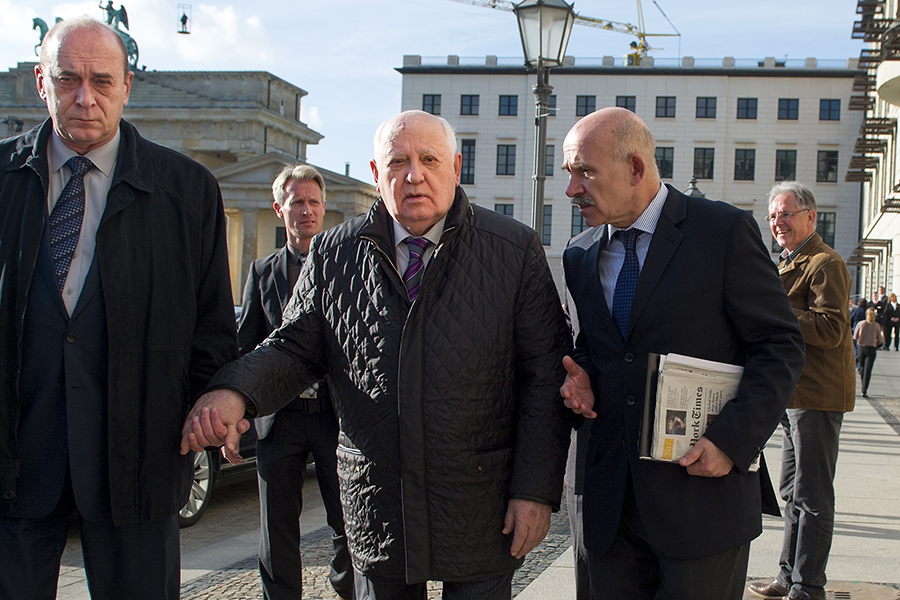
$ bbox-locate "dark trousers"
[0,480,179,600]
[353,569,514,600]
[257,405,352,600]
[566,492,590,600]
[586,480,750,600]
[858,345,877,395]
[777,409,843,600]
[885,320,900,350]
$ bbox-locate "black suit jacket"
[563,185,804,559]
[237,246,295,438]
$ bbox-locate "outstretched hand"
[180,389,250,463]
[560,355,597,418]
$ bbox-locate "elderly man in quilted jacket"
[182,110,572,600]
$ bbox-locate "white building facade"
[398,55,862,294]
[848,0,900,299]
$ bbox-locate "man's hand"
[560,355,597,418]
[678,437,734,477]
[180,389,250,462]
[502,499,552,559]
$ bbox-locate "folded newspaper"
[640,353,757,470]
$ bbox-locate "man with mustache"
[237,164,352,600]
[560,107,805,600]
[182,110,571,600]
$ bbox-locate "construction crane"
[446,0,680,64]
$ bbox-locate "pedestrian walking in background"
[854,308,884,398]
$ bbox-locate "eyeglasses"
[765,209,810,222]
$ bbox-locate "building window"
[656,96,676,118]
[571,206,588,237]
[276,226,286,249]
[548,95,557,117]
[576,95,596,116]
[460,139,476,185]
[422,94,441,115]
[495,203,514,218]
[734,149,755,181]
[778,98,799,120]
[497,144,516,175]
[616,96,636,112]
[737,98,757,119]
[542,205,553,246]
[461,95,479,116]
[499,95,518,116]
[775,150,797,181]
[771,237,783,254]
[817,150,838,182]
[545,144,555,177]
[817,212,836,247]
[655,147,674,179]
[820,99,840,121]
[694,148,715,179]
[696,97,717,118]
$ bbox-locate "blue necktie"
[612,228,642,337]
[49,156,94,293]
[403,237,432,302]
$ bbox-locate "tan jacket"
[778,233,855,412]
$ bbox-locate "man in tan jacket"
[749,182,855,600]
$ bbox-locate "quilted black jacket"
[211,188,571,582]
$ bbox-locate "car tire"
[179,449,215,528]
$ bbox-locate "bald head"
[40,17,129,82]
[373,110,457,164]
[562,107,661,228]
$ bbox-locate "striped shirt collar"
[780,232,815,263]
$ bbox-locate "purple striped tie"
[49,156,94,292]
[403,237,432,302]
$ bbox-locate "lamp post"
[513,0,575,235]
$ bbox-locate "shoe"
[863,393,869,398]
[748,580,790,599]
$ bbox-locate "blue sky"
[0,0,865,182]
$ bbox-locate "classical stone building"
[0,64,378,300]
[399,54,863,293]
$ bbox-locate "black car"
[179,417,259,527]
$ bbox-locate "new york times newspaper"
[640,353,755,468]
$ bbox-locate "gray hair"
[272,164,326,206]
[373,110,457,163]
[767,181,817,211]
[41,17,129,81]
[610,116,659,179]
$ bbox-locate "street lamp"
[513,0,575,234]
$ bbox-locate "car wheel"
[179,450,215,528]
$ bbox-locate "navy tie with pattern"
[403,237,432,302]
[49,156,94,293]
[611,228,642,337]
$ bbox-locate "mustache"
[570,196,596,208]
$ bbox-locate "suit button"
[2,491,14,500]
[624,353,634,363]
[65,332,76,343]
[626,396,635,406]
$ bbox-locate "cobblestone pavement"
[181,498,573,599]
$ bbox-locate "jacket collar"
[778,232,823,276]
[3,118,155,196]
